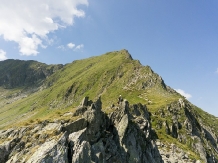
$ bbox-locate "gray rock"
[64,118,87,134]
[80,96,89,107]
[27,132,68,163]
[73,107,87,116]
[171,123,178,138]
[72,141,92,163]
[1,96,217,163]
[192,137,207,163]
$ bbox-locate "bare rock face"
[0,138,20,163]
[67,97,162,163]
[26,132,68,163]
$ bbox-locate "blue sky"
[0,0,218,116]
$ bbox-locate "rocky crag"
[0,97,160,162]
[1,96,217,162]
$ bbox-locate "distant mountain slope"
[0,50,217,162]
[0,59,63,88]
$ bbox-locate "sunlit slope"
[42,49,181,108]
[1,49,217,135]
[0,50,181,128]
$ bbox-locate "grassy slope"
[1,50,216,126]
[0,50,217,160]
[0,50,176,127]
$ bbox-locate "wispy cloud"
[57,45,66,51]
[58,43,84,51]
[75,44,84,50]
[0,49,7,61]
[67,43,76,49]
[175,89,192,99]
[0,0,88,56]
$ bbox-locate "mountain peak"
[119,49,133,60]
[0,50,218,162]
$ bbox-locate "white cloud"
[75,44,84,50]
[57,45,66,50]
[58,43,84,51]
[0,49,7,61]
[67,43,76,49]
[175,89,192,99]
[0,0,88,56]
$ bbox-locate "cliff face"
[0,50,217,162]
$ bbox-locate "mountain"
[0,49,217,163]
[0,59,63,89]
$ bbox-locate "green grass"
[0,49,218,161]
[1,50,215,129]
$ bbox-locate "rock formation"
[1,96,216,162]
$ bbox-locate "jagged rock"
[179,98,185,108]
[130,103,150,120]
[67,97,163,163]
[73,106,87,116]
[192,136,207,163]
[72,141,92,163]
[109,105,129,144]
[184,106,202,136]
[80,96,89,107]
[64,118,87,134]
[163,120,170,135]
[0,138,20,163]
[171,123,178,138]
[184,118,193,134]
[26,132,68,163]
[83,97,106,143]
[0,142,11,163]
[1,96,218,163]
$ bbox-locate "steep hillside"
[0,50,179,128]
[0,59,63,89]
[42,49,177,108]
[0,59,63,129]
[0,50,217,162]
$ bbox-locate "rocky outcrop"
[153,98,218,163]
[156,140,199,163]
[67,97,162,162]
[0,97,162,163]
[0,97,218,163]
[26,132,68,163]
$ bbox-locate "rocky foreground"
[1,96,212,163]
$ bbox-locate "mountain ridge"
[0,50,217,162]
